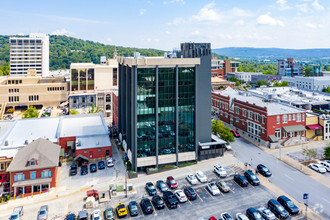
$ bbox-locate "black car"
[128,201,139,216]
[90,163,97,173]
[246,207,264,220]
[70,164,77,176]
[277,195,299,215]
[234,174,248,187]
[268,199,289,219]
[163,191,179,209]
[257,164,272,177]
[184,187,197,200]
[156,180,168,192]
[145,182,157,196]
[244,170,260,186]
[98,161,105,170]
[140,198,154,214]
[152,195,165,209]
[81,165,88,175]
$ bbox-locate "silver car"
[258,207,276,220]
[37,205,48,220]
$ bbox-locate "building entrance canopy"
[283,125,305,133]
[12,177,52,187]
[306,124,323,130]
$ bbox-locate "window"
[98,149,101,152]
[243,109,246,117]
[82,97,85,103]
[242,120,245,125]
[235,107,240,114]
[302,114,305,122]
[84,150,87,153]
[29,95,39,102]
[255,113,259,122]
[90,97,94,103]
[262,116,265,124]
[277,115,280,124]
[288,114,291,121]
[8,96,19,103]
[14,173,25,181]
[113,68,118,86]
[106,96,111,102]
[275,129,281,139]
[283,131,287,138]
[293,114,295,121]
[247,121,261,137]
[297,114,301,122]
[236,117,239,123]
[283,115,287,123]
[0,163,4,171]
[106,104,111,110]
[225,113,228,118]
[30,171,36,179]
[41,170,51,178]
[248,111,253,120]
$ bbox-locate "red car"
[166,176,178,189]
[230,129,240,137]
[209,217,217,220]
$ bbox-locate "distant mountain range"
[212,47,330,59]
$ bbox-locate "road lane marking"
[178,204,181,208]
[204,187,214,199]
[230,188,235,194]
[196,191,204,202]
[249,182,255,188]
[322,197,330,203]
[138,204,144,217]
[284,174,294,181]
[219,190,224,197]
[150,201,157,215]
[233,181,245,191]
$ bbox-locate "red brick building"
[212,88,306,147]
[112,91,118,127]
[7,138,60,197]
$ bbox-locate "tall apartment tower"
[9,33,49,77]
[278,58,302,77]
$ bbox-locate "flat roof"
[118,56,200,67]
[76,135,111,150]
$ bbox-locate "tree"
[211,120,235,143]
[70,109,78,115]
[256,80,269,87]
[322,86,330,94]
[302,146,318,162]
[273,81,289,87]
[22,106,39,119]
[324,146,330,160]
[304,66,312,76]
[228,76,238,82]
[88,104,99,113]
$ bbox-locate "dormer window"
[26,159,38,167]
[30,160,36,166]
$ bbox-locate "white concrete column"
[48,183,50,191]
[31,185,34,194]
[22,186,25,194]
[40,184,42,192]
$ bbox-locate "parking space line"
[219,190,224,197]
[178,204,181,208]
[249,183,255,188]
[138,204,145,217]
[161,198,169,211]
[196,191,204,202]
[150,201,157,215]
[204,187,214,199]
[128,210,131,220]
[233,181,245,191]
[184,178,191,185]
[212,171,219,179]
[230,188,235,194]
[187,198,192,205]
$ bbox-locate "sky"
[0,0,329,50]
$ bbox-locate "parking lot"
[89,164,303,220]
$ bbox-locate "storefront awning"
[283,125,305,133]
[12,178,52,187]
[74,154,89,161]
[306,124,323,130]
[268,135,278,143]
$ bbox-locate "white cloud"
[168,17,186,25]
[165,31,171,35]
[312,0,324,10]
[305,23,324,28]
[296,3,309,12]
[191,30,201,36]
[192,1,223,23]
[276,0,290,10]
[229,8,252,17]
[257,13,284,26]
[163,0,185,5]
[248,33,273,40]
[51,28,74,36]
[139,9,147,16]
[235,19,245,25]
[218,34,232,39]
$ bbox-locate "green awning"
[268,135,278,143]
[67,141,75,150]
[60,148,65,157]
[74,155,89,161]
[283,125,305,133]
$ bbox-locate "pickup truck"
[163,191,178,209]
[9,206,23,220]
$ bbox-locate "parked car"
[90,163,97,173]
[186,173,198,185]
[166,176,178,189]
[10,206,24,220]
[184,187,197,200]
[214,164,227,177]
[152,195,165,209]
[209,217,217,220]
[244,170,260,186]
[70,164,77,176]
[65,214,76,220]
[37,205,48,220]
[145,182,157,196]
[78,210,88,220]
[163,191,179,209]
[317,161,330,172]
[308,163,327,173]
[104,207,115,220]
[116,203,127,217]
[81,165,88,175]
[257,164,272,177]
[246,207,263,220]
[91,210,102,220]
[267,199,289,219]
[140,198,154,214]
[128,201,139,216]
[234,175,248,187]
[216,181,230,193]
[235,213,249,220]
[156,180,168,192]
[277,195,299,215]
[207,182,221,196]
[258,207,276,220]
[196,171,208,183]
[220,212,233,220]
[106,158,114,167]
[98,161,105,170]
[225,142,232,151]
[174,189,188,203]
[230,129,240,137]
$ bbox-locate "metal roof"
[283,125,305,133]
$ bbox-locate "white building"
[282,76,330,91]
[10,33,49,77]
[227,72,263,82]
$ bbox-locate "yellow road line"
[219,190,224,197]
[187,197,192,205]
[184,178,191,185]
[161,198,169,211]
[196,191,204,202]
[204,187,214,199]
[150,201,157,215]
[230,188,235,194]
[249,182,255,188]
[138,204,144,217]
[233,181,245,191]
[178,204,181,208]
[213,171,219,178]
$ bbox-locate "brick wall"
[75,146,112,160]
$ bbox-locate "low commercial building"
[227,72,262,82]
[212,88,306,147]
[211,77,235,90]
[305,113,323,141]
[319,114,330,140]
[251,74,282,83]
[211,58,239,79]
[282,76,330,91]
[7,138,60,197]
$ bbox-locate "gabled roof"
[7,138,60,172]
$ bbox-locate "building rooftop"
[76,134,111,150]
[118,56,200,67]
[213,87,305,116]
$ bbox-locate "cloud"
[305,23,324,29]
[163,0,185,5]
[312,0,324,10]
[106,37,112,42]
[139,9,147,15]
[229,8,252,17]
[218,34,232,39]
[51,28,74,36]
[191,30,201,36]
[257,13,284,26]
[276,0,290,10]
[248,33,273,40]
[192,1,223,23]
[235,19,245,25]
[168,17,186,25]
[165,31,171,35]
[296,3,309,12]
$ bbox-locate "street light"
[125,161,128,198]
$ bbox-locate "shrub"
[324,146,330,160]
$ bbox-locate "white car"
[174,190,187,203]
[186,174,198,185]
[196,171,208,183]
[236,213,249,220]
[91,210,102,220]
[207,182,221,196]
[258,207,276,220]
[214,164,227,178]
[308,163,327,173]
[106,158,114,167]
[317,161,330,172]
[225,142,232,151]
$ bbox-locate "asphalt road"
[231,137,330,220]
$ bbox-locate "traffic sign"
[303,193,309,200]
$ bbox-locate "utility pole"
[125,161,128,198]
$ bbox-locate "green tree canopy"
[273,81,289,87]
[211,120,235,143]
[322,86,330,94]
[304,66,312,76]
[71,109,78,115]
[88,104,99,113]
[324,146,330,159]
[22,106,39,119]
[256,80,269,87]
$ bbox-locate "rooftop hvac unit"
[4,140,8,146]
[24,140,28,145]
[76,140,81,146]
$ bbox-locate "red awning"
[306,124,323,130]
